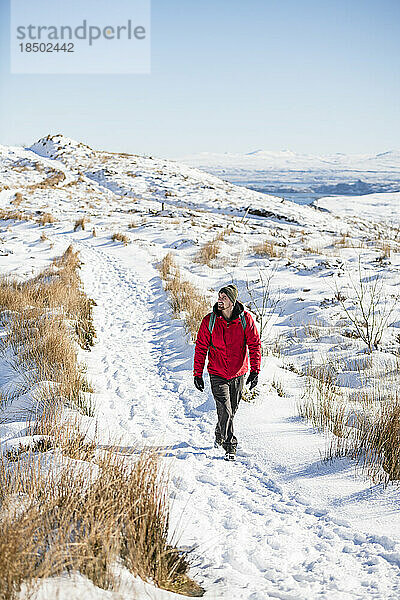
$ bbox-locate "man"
[193,284,261,461]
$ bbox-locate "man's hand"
[246,371,258,390]
[194,375,204,392]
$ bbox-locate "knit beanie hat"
[219,284,238,305]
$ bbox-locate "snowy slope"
[1,135,400,599]
[314,191,400,223]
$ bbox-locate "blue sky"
[1,0,399,158]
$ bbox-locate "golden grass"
[374,239,392,258]
[74,216,88,231]
[0,245,96,416]
[299,358,400,483]
[111,232,130,245]
[0,447,203,599]
[333,233,366,249]
[253,239,284,258]
[362,221,400,255]
[159,251,175,280]
[0,209,31,222]
[11,192,23,207]
[327,392,400,484]
[195,230,226,267]
[303,245,322,254]
[196,239,219,265]
[37,212,56,226]
[27,169,66,191]
[159,253,209,340]
[0,247,203,598]
[298,388,346,438]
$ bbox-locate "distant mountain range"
[176,149,400,198]
[176,149,400,172]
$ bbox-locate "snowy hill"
[30,133,95,161]
[1,134,400,599]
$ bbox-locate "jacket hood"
[213,300,245,321]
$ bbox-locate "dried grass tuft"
[11,192,23,207]
[159,253,209,340]
[0,448,203,599]
[253,239,284,258]
[0,209,31,222]
[37,212,56,226]
[195,230,227,267]
[299,358,400,484]
[111,232,130,246]
[74,217,88,231]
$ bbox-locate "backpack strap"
[208,312,216,349]
[208,312,216,334]
[240,312,247,347]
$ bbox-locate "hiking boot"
[224,452,236,461]
[222,441,237,454]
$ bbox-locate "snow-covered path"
[77,239,400,600]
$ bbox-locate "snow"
[175,149,400,199]
[314,192,400,223]
[1,134,400,598]
[176,148,400,173]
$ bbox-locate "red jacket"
[193,301,261,380]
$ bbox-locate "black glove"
[194,375,204,392]
[246,371,258,390]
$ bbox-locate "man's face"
[218,292,233,311]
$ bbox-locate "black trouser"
[209,373,245,453]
